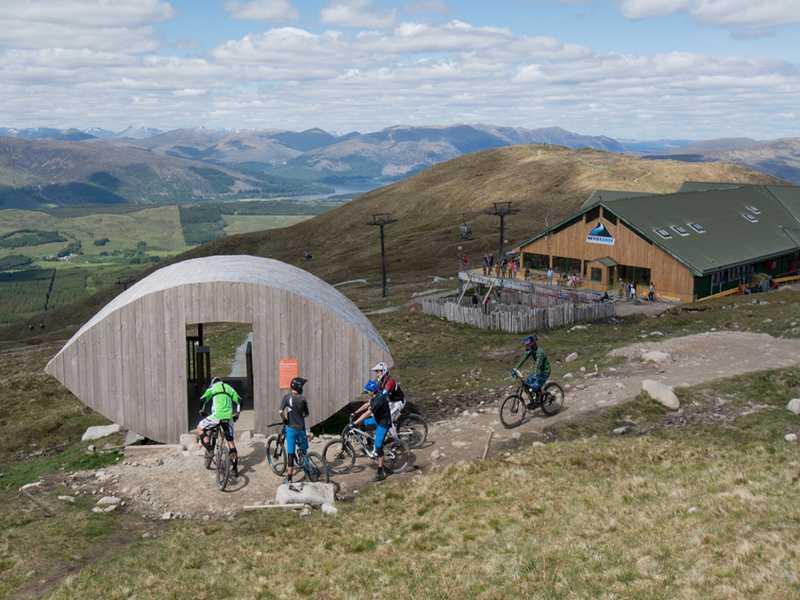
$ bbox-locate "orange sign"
[279,358,300,389]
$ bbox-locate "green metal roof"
[677,181,752,193]
[604,186,800,275]
[515,184,800,276]
[595,257,618,267]
[581,189,658,211]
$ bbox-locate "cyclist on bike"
[515,335,551,408]
[195,377,241,476]
[354,380,392,482]
[372,361,405,430]
[280,376,309,485]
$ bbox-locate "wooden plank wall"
[520,212,695,302]
[46,281,392,443]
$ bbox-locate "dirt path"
[94,331,800,517]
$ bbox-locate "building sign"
[587,222,615,246]
[279,358,300,389]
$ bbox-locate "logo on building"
[587,222,615,246]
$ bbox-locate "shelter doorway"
[186,322,255,433]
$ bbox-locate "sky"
[1,0,799,139]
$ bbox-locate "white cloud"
[618,0,800,29]
[321,0,396,29]
[0,0,174,52]
[225,0,298,21]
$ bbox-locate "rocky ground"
[50,329,800,520]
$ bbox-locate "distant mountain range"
[0,125,798,201]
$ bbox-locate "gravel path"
[95,331,800,517]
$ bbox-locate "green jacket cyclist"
[514,335,551,406]
[195,377,242,476]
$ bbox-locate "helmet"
[522,335,537,349]
[363,380,379,394]
[371,361,389,373]
[209,376,222,386]
[290,377,307,393]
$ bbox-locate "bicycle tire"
[397,413,428,449]
[265,434,287,476]
[541,383,565,416]
[383,438,410,473]
[322,439,356,474]
[216,440,231,491]
[500,394,527,428]
[204,435,215,470]
[303,451,328,483]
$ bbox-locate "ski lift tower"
[369,212,398,298]
[484,202,519,261]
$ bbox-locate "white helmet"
[371,361,389,372]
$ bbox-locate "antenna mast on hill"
[369,213,398,298]
[484,202,520,261]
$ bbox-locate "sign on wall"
[279,358,300,389]
[587,222,615,246]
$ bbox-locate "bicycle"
[322,415,410,475]
[201,420,235,491]
[499,369,565,428]
[264,422,328,483]
[395,410,428,449]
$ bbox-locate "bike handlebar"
[267,421,285,428]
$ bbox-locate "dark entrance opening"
[186,322,255,432]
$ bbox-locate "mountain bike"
[201,420,235,491]
[322,415,410,474]
[265,422,328,482]
[500,369,565,428]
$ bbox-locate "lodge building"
[513,183,800,302]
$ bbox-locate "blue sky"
[1,0,799,138]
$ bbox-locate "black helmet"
[522,335,537,349]
[290,377,307,393]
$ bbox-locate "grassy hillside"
[1,145,780,342]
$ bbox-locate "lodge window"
[591,268,602,282]
[585,206,600,223]
[523,253,549,270]
[553,256,582,275]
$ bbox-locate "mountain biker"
[195,377,241,477]
[514,335,551,408]
[280,376,309,485]
[371,361,405,427]
[354,380,392,481]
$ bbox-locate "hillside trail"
[92,330,800,517]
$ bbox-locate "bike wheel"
[303,451,329,483]
[541,383,565,416]
[397,414,428,449]
[500,394,527,428]
[322,439,356,474]
[383,438,410,473]
[216,443,231,491]
[204,435,215,470]
[266,434,287,476]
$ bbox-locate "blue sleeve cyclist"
[279,376,309,485]
[354,380,392,482]
[515,335,551,406]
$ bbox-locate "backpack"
[389,383,405,404]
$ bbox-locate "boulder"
[96,496,121,506]
[785,433,798,443]
[642,379,680,410]
[321,503,338,516]
[275,482,336,507]
[565,352,579,363]
[786,399,800,415]
[124,430,145,446]
[82,424,122,441]
[640,351,672,365]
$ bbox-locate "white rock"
[640,351,672,365]
[511,432,521,440]
[430,449,441,461]
[649,331,664,337]
[82,424,122,441]
[570,325,588,331]
[92,505,118,514]
[785,433,798,443]
[565,352,579,363]
[612,426,629,435]
[96,496,121,506]
[19,481,44,492]
[642,379,680,410]
[580,366,586,372]
[687,506,699,514]
[321,503,338,516]
[124,430,145,446]
[276,482,336,507]
[161,511,174,520]
[786,399,800,415]
[179,433,197,450]
[615,383,625,389]
[563,373,574,379]
[58,495,76,503]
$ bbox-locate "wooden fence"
[421,296,616,334]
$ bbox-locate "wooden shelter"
[45,255,393,443]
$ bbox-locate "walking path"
[88,331,800,518]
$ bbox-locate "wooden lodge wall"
[45,257,393,444]
[519,209,696,302]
